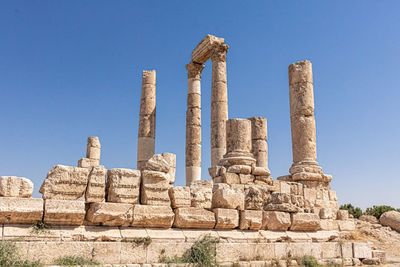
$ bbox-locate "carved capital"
[211,44,229,62]
[186,62,204,80]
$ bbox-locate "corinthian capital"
[211,43,229,62]
[186,62,204,80]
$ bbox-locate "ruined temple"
[0,35,380,266]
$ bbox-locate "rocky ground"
[340,219,400,266]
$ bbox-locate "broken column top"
[288,60,313,85]
[191,34,225,64]
[87,136,101,148]
[142,70,156,85]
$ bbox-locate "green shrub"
[0,241,42,267]
[159,234,218,267]
[365,205,400,219]
[54,255,99,266]
[340,203,363,219]
[301,255,322,267]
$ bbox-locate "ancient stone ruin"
[0,35,382,266]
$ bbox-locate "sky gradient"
[1,1,399,209]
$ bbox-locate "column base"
[186,166,201,186]
[286,161,332,187]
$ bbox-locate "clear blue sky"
[1,1,399,209]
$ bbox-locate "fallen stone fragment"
[359,214,378,224]
[86,202,133,226]
[0,176,33,198]
[106,168,141,204]
[169,186,191,208]
[44,199,86,225]
[0,198,43,224]
[173,207,216,229]
[145,154,170,173]
[290,213,321,231]
[162,152,176,183]
[213,208,239,229]
[40,165,90,200]
[132,204,175,228]
[379,211,400,232]
[190,180,212,209]
[262,211,291,231]
[85,166,106,203]
[239,210,262,230]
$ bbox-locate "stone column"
[249,117,268,169]
[87,136,101,160]
[185,62,204,185]
[137,70,156,170]
[220,118,256,167]
[210,44,229,167]
[288,60,323,181]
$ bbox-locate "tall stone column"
[185,62,204,185]
[288,60,323,182]
[210,44,229,167]
[249,117,268,170]
[137,70,156,170]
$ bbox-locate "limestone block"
[251,166,270,176]
[44,199,85,225]
[77,158,99,168]
[239,174,254,184]
[254,175,273,185]
[208,166,222,178]
[0,198,43,224]
[222,172,240,184]
[244,185,269,210]
[86,202,133,226]
[107,168,141,204]
[338,220,356,231]
[169,186,191,208]
[290,213,321,231]
[86,136,101,160]
[141,170,171,206]
[337,210,349,220]
[319,219,339,231]
[319,208,336,219]
[173,207,216,229]
[132,205,174,228]
[239,210,263,230]
[341,242,354,259]
[353,242,372,259]
[213,208,239,229]
[227,165,252,174]
[190,180,212,209]
[212,184,244,210]
[359,214,378,224]
[145,154,170,173]
[0,176,33,197]
[162,152,176,183]
[85,166,106,203]
[379,211,400,232]
[92,242,121,264]
[40,165,90,200]
[372,250,386,264]
[264,192,301,213]
[262,211,291,231]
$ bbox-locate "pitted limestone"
[0,176,33,198]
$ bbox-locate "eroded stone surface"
[0,198,43,224]
[132,205,174,228]
[0,176,33,198]
[239,210,262,230]
[190,180,212,209]
[173,207,215,229]
[290,213,321,232]
[214,208,239,229]
[44,199,85,225]
[212,184,244,210]
[107,168,141,204]
[141,170,171,206]
[40,165,90,200]
[85,166,106,203]
[380,211,400,232]
[86,202,133,226]
[262,211,291,231]
[169,186,191,208]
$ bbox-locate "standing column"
[137,70,156,170]
[249,117,269,170]
[288,60,323,181]
[185,62,204,185]
[210,43,229,167]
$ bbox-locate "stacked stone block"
[78,136,101,168]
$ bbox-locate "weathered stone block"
[213,208,239,229]
[222,172,240,184]
[251,166,270,176]
[107,168,141,204]
[190,180,212,209]
[239,210,262,230]
[145,154,170,173]
[44,199,85,225]
[0,176,33,198]
[319,219,339,231]
[244,185,269,210]
[337,209,349,220]
[212,184,244,210]
[0,198,43,224]
[338,220,356,231]
[262,211,291,231]
[132,205,174,228]
[227,165,252,174]
[169,186,191,208]
[173,207,215,229]
[353,242,372,259]
[290,213,321,231]
[86,202,133,226]
[141,170,171,206]
[86,136,101,160]
[162,152,176,183]
[85,166,106,203]
[40,165,90,200]
[77,158,99,168]
[380,211,400,232]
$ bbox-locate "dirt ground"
[340,220,400,266]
